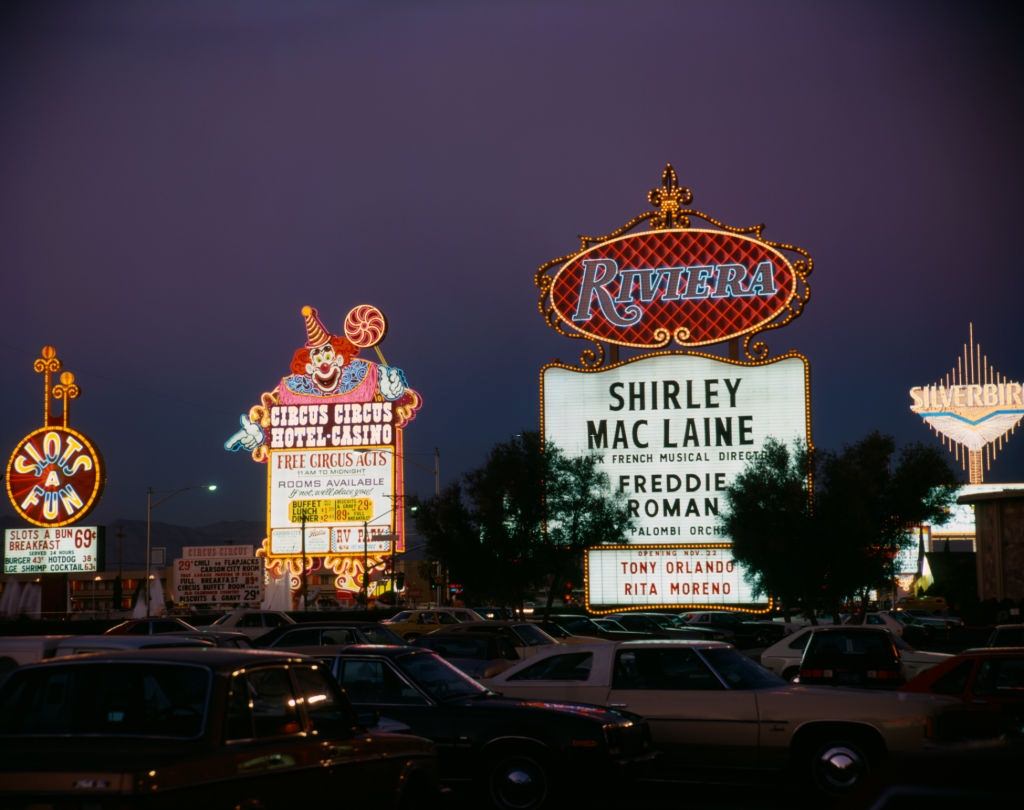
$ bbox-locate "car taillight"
[800,668,832,678]
[866,669,901,680]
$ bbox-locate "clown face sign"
[226,304,422,597]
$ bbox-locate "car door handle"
[609,702,628,708]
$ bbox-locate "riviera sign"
[546,228,802,349]
[536,165,813,613]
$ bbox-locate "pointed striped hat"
[300,306,331,348]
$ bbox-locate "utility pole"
[300,510,308,611]
[362,519,369,605]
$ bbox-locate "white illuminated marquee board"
[173,545,263,607]
[543,353,809,544]
[268,447,397,555]
[587,546,757,608]
[4,526,101,574]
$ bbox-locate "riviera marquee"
[536,165,813,613]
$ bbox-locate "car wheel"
[486,751,551,810]
[806,737,871,794]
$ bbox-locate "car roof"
[20,648,309,669]
[960,647,1024,656]
[992,624,1024,630]
[315,644,427,658]
[807,625,890,633]
[273,621,383,629]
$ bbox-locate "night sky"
[2,0,1022,528]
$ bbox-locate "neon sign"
[910,324,1022,483]
[226,304,422,596]
[536,164,813,612]
[5,346,105,529]
[538,168,811,357]
[550,230,796,346]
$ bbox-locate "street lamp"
[145,483,217,617]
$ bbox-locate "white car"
[759,625,949,682]
[482,639,953,794]
[199,609,295,638]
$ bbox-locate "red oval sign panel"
[5,426,105,528]
[550,229,796,347]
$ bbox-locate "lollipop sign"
[225,304,422,608]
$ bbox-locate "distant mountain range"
[1,514,265,572]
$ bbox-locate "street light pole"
[300,511,308,611]
[145,483,217,618]
[362,518,369,605]
[145,487,153,618]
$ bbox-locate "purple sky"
[2,0,1022,527]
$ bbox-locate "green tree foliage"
[413,431,633,607]
[723,432,959,617]
[720,438,823,616]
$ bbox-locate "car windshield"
[395,652,488,701]
[359,625,405,645]
[511,624,555,646]
[701,648,785,689]
[210,613,231,626]
[558,616,602,634]
[0,663,210,738]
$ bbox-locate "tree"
[414,431,633,608]
[720,438,825,618]
[814,433,959,609]
[723,432,959,619]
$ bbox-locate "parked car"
[52,634,215,656]
[104,617,199,635]
[845,611,931,646]
[902,647,1024,741]
[797,627,905,688]
[678,610,758,638]
[422,620,560,658]
[760,625,949,682]
[308,644,654,809]
[607,613,724,641]
[198,609,295,638]
[986,624,1024,647]
[535,614,650,641]
[163,629,254,648]
[898,609,964,628]
[380,608,484,640]
[483,640,954,795]
[0,648,440,809]
[412,633,522,678]
[254,621,405,648]
[472,606,518,620]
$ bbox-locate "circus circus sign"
[226,304,422,596]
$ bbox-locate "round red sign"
[549,228,797,347]
[5,426,105,528]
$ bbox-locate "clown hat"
[300,306,331,348]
